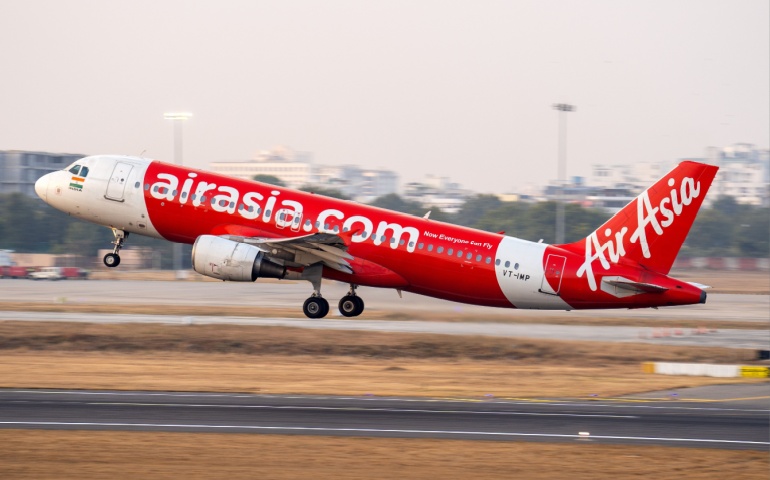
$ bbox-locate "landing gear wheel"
[103,253,121,268]
[338,295,365,317]
[303,297,330,319]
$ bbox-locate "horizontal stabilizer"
[600,276,668,298]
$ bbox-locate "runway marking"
[0,421,767,447]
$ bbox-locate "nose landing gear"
[103,228,128,268]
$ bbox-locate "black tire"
[303,297,329,319]
[338,295,365,317]
[103,253,121,268]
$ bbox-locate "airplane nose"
[35,174,50,201]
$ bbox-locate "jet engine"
[192,235,286,282]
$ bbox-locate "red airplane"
[35,156,718,318]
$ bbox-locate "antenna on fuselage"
[139,149,147,157]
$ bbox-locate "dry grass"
[0,322,764,398]
[0,430,767,480]
[3,351,763,399]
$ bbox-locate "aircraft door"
[540,254,567,295]
[105,162,133,202]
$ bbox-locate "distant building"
[210,147,314,188]
[0,150,84,197]
[589,161,670,195]
[403,175,471,214]
[209,146,399,202]
[703,143,769,207]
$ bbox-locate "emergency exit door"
[540,254,567,295]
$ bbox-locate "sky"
[1,0,768,194]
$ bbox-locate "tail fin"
[563,161,718,276]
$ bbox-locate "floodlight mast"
[552,103,575,244]
[164,112,192,271]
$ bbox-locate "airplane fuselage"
[35,155,715,314]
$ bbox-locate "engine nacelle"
[192,235,286,282]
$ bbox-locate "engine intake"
[192,235,286,282]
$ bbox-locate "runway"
[0,280,768,349]
[0,389,766,450]
[1,279,768,322]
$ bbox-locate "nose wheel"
[103,253,121,268]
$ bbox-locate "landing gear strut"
[339,285,365,317]
[103,228,127,268]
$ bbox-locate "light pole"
[552,103,575,244]
[164,112,192,273]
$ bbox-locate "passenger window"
[399,239,405,246]
[418,243,424,249]
[134,182,140,188]
[485,257,491,264]
[437,246,444,253]
[457,250,463,258]
[79,166,89,177]
[495,259,501,266]
[68,165,81,175]
[504,261,510,268]
[408,241,414,248]
[144,184,150,191]
[428,244,434,252]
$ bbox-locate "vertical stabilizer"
[563,161,718,277]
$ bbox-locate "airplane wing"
[220,232,355,274]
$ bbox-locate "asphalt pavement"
[0,388,766,450]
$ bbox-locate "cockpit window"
[67,164,89,178]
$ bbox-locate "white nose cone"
[35,173,51,201]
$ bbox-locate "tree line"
[0,189,766,268]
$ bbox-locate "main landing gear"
[103,228,127,268]
[300,264,365,319]
[302,288,365,319]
